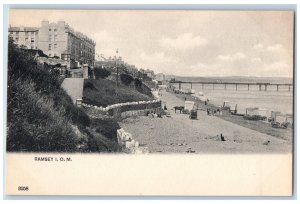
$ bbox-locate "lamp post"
[116,49,119,88]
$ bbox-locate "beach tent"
[246,107,268,117]
[257,108,268,117]
[197,91,204,96]
[286,114,293,124]
[271,111,281,119]
[158,85,168,89]
[275,114,287,123]
[184,101,195,112]
[246,107,259,116]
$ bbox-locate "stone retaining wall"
[83,99,162,119]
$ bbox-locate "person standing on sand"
[220,133,226,141]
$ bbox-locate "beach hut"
[271,111,281,119]
[184,101,195,112]
[246,107,259,116]
[246,107,268,118]
[275,114,287,124]
[257,108,268,117]
[286,114,293,125]
[197,91,204,96]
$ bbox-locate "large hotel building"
[9,20,96,68]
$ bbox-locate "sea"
[171,76,293,116]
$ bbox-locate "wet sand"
[119,90,292,153]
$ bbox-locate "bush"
[134,78,142,87]
[83,80,97,90]
[6,39,92,152]
[120,74,134,86]
[7,80,78,152]
[93,119,120,141]
[134,78,153,97]
[94,67,111,79]
[70,107,91,128]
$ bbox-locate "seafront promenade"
[119,90,292,153]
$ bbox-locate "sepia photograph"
[6,9,294,154]
[4,7,295,196]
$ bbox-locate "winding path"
[61,78,84,104]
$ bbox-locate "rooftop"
[9,27,39,32]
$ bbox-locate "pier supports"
[171,82,292,92]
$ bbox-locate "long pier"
[170,81,293,91]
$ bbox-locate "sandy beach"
[119,90,292,153]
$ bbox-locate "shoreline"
[119,90,292,154]
[171,91,293,142]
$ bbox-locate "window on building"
[16,32,19,35]
[49,28,52,31]
[15,37,19,42]
[49,53,52,57]
[61,54,71,61]
[10,31,13,35]
[31,45,34,49]
[31,38,34,42]
[31,32,34,35]
[54,35,58,41]
[49,35,52,41]
[54,29,57,32]
[48,44,52,50]
[54,44,57,49]
[25,32,29,36]
[25,37,28,41]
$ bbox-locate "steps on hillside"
[61,78,84,104]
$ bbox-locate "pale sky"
[9,10,294,77]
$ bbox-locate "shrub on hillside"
[83,79,152,107]
[94,67,111,79]
[84,80,97,90]
[93,119,120,141]
[133,78,152,97]
[71,107,91,128]
[7,39,91,152]
[120,74,134,86]
[7,80,78,152]
[134,78,142,87]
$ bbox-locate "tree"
[120,74,134,86]
[94,67,111,79]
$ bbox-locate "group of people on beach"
[207,108,222,116]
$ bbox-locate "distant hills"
[165,75,293,84]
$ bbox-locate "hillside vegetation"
[6,40,119,152]
[83,77,154,107]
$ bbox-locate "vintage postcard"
[5,9,294,196]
